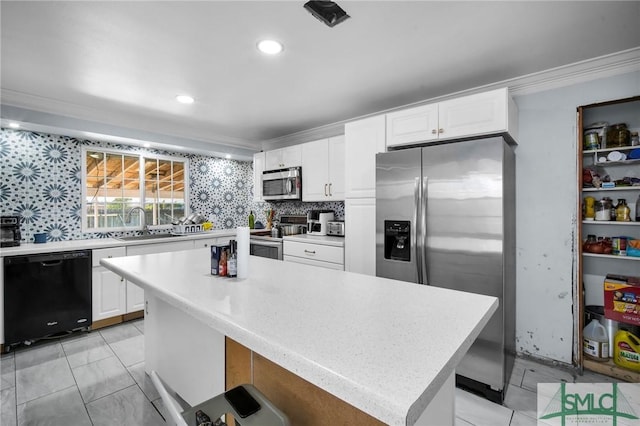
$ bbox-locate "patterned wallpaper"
[0,128,342,243]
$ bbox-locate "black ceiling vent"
[303,1,350,27]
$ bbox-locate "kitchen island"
[101,248,498,425]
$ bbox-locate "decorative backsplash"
[0,128,343,242]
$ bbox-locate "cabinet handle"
[145,300,149,315]
[324,184,328,196]
[431,129,437,134]
[108,255,113,258]
[304,250,316,255]
[120,277,124,282]
[204,244,208,247]
[328,183,332,196]
[438,128,444,134]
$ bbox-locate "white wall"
[513,71,640,364]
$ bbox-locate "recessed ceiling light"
[257,40,283,55]
[176,95,195,104]
[8,122,20,129]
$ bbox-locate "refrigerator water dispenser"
[384,220,410,261]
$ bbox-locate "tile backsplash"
[0,129,343,242]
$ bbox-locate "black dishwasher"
[4,250,92,348]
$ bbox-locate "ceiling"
[1,1,639,158]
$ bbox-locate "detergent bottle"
[614,330,640,371]
[583,319,609,362]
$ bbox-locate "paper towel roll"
[237,226,250,279]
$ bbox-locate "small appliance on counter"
[1,216,21,247]
[326,221,345,237]
[307,210,334,236]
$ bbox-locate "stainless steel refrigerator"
[376,136,515,403]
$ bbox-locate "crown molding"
[0,104,256,161]
[0,89,259,153]
[262,47,640,149]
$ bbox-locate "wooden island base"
[225,337,385,425]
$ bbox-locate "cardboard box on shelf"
[604,274,640,326]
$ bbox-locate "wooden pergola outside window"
[83,148,187,232]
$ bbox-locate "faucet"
[126,207,149,235]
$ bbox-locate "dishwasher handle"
[3,250,91,266]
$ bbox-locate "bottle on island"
[219,249,227,277]
[228,240,237,278]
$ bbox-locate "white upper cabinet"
[386,104,439,146]
[253,151,265,202]
[265,145,302,170]
[344,115,386,199]
[302,136,345,201]
[386,88,518,148]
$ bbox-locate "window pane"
[83,150,186,231]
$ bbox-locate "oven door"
[249,239,283,261]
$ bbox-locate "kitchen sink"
[116,233,176,241]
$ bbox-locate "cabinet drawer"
[283,241,344,265]
[194,238,232,249]
[283,255,344,270]
[92,247,126,267]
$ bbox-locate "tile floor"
[0,320,618,426]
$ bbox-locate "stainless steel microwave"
[262,167,302,201]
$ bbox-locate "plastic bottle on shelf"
[583,319,609,362]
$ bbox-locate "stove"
[249,215,307,260]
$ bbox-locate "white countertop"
[101,249,498,425]
[0,229,240,257]
[283,233,345,247]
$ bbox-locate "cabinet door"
[265,149,283,170]
[92,247,127,321]
[126,282,145,313]
[386,103,438,148]
[281,145,302,168]
[327,135,345,200]
[265,145,302,170]
[302,139,329,201]
[438,88,508,140]
[344,115,386,198]
[345,198,376,275]
[253,152,265,202]
[92,268,126,321]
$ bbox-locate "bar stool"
[150,370,289,426]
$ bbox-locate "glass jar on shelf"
[607,123,631,147]
[615,199,631,222]
[595,198,612,221]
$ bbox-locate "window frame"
[81,146,190,234]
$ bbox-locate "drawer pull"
[304,250,316,255]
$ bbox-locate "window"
[82,148,188,233]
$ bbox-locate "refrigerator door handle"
[421,176,429,285]
[414,177,423,284]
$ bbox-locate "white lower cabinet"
[283,240,344,270]
[92,247,127,321]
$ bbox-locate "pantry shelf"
[583,359,640,382]
[582,221,640,226]
[582,187,640,192]
[582,253,640,261]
